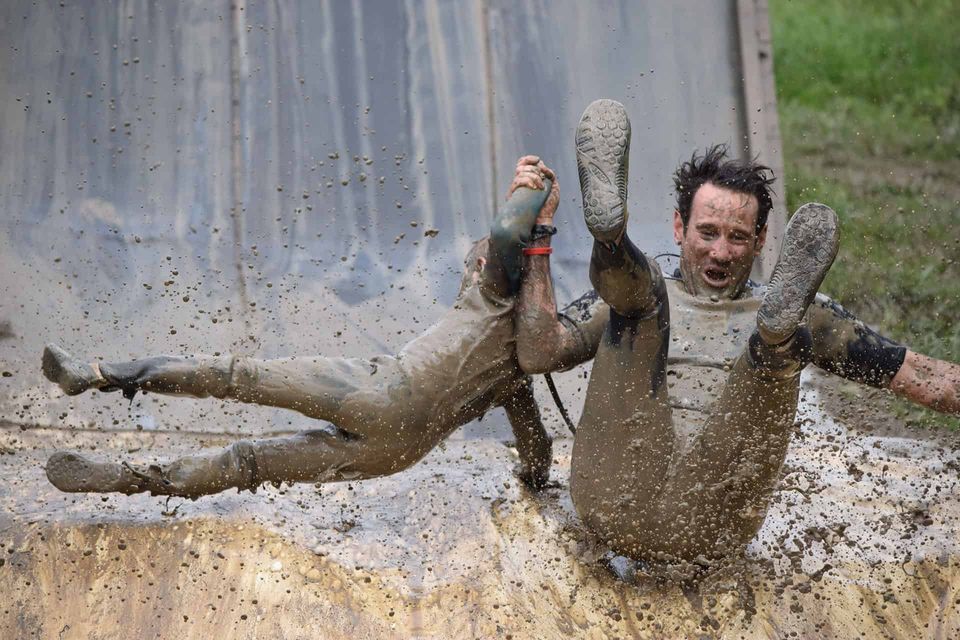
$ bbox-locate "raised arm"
[890,351,960,415]
[510,158,604,374]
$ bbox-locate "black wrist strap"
[530,224,557,241]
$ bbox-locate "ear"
[755,224,768,252]
[672,210,685,245]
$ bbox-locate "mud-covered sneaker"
[575,99,631,245]
[42,343,105,396]
[45,451,152,494]
[757,203,840,345]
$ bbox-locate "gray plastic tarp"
[1,0,758,438]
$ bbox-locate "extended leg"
[571,271,674,556]
[43,350,425,496]
[43,346,405,428]
[46,425,427,499]
[653,333,809,562]
[568,99,676,554]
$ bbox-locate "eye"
[699,228,718,240]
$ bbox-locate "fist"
[507,155,559,224]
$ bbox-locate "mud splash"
[2,376,959,638]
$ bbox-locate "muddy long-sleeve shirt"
[555,277,907,421]
[396,276,527,429]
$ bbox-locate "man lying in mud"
[42,156,566,499]
[515,99,960,567]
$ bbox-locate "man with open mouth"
[516,99,960,568]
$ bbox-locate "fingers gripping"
[508,156,559,220]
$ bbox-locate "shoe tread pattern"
[758,203,840,343]
[576,99,631,243]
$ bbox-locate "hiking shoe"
[757,203,840,345]
[576,99,631,244]
[42,343,104,395]
[46,451,149,494]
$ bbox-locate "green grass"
[771,0,960,428]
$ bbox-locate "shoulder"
[805,292,866,330]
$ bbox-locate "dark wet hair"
[673,144,775,235]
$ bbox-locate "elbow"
[517,333,558,375]
[517,345,545,375]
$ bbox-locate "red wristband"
[522,247,553,256]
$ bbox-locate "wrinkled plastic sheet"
[0,0,749,437]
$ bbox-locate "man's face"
[673,182,766,299]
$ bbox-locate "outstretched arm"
[503,377,553,490]
[807,295,959,415]
[890,351,960,415]
[510,158,604,374]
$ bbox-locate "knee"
[218,356,258,399]
[366,434,436,476]
[228,439,261,492]
[166,354,239,399]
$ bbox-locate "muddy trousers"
[97,354,433,495]
[97,354,545,498]
[570,238,806,564]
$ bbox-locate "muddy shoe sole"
[757,203,840,345]
[46,451,141,494]
[42,343,102,395]
[576,99,631,244]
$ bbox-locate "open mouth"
[702,267,730,288]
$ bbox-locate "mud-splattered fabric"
[558,276,907,400]
[806,294,907,388]
[560,261,908,563]
[47,185,554,498]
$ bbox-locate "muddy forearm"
[516,236,579,374]
[890,350,960,415]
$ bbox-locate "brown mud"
[2,372,959,639]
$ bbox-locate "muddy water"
[2,374,959,639]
